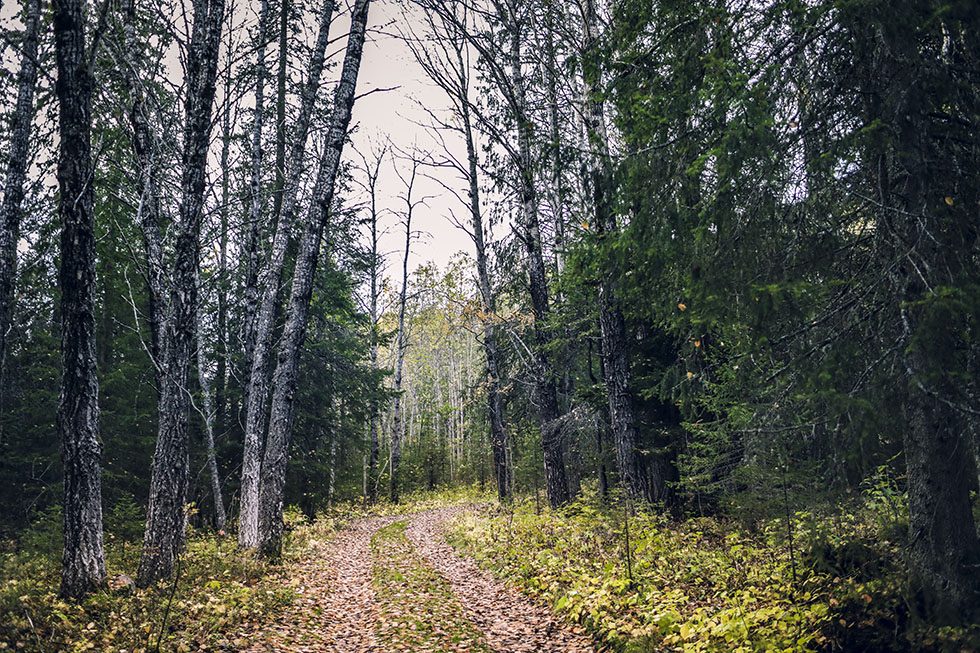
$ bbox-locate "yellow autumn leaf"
[678,302,687,312]
[944,196,955,206]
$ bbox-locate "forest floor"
[233,506,595,652]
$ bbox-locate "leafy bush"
[448,492,979,652]
[0,524,298,651]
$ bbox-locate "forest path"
[405,507,596,653]
[238,515,400,652]
[236,506,595,652]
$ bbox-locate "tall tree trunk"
[588,340,610,499]
[238,0,271,551]
[543,0,565,275]
[389,162,416,505]
[327,427,337,505]
[122,0,168,390]
[215,12,234,447]
[52,0,106,598]
[255,0,371,557]
[367,269,381,500]
[462,96,509,503]
[196,305,226,530]
[871,12,980,623]
[138,0,225,586]
[506,3,569,508]
[405,1,511,502]
[239,0,335,549]
[362,149,384,504]
[0,0,41,440]
[272,0,288,220]
[578,0,648,502]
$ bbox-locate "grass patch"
[371,520,491,652]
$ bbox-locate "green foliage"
[447,492,980,652]
[105,495,145,544]
[0,516,327,652]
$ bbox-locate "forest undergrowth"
[0,488,481,652]
[4,483,978,652]
[448,484,980,653]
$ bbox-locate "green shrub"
[0,526,298,651]
[448,494,978,652]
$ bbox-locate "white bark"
[255,0,372,556]
[239,0,337,548]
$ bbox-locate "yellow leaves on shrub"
[0,530,301,653]
[447,498,907,653]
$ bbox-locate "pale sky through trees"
[353,0,478,274]
[0,0,476,275]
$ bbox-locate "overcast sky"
[0,0,476,276]
[349,0,476,275]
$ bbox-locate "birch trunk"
[507,4,569,508]
[463,99,509,503]
[363,150,384,504]
[0,0,41,437]
[389,163,415,504]
[450,14,511,503]
[215,20,232,443]
[239,0,336,548]
[237,0,271,551]
[579,0,648,502]
[255,0,371,557]
[122,0,168,388]
[138,0,224,586]
[406,2,511,501]
[52,0,106,598]
[272,0,288,219]
[196,306,226,530]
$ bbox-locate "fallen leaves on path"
[228,506,598,652]
[371,520,493,652]
[232,516,397,652]
[406,507,597,653]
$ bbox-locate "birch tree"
[255,0,372,556]
[138,0,226,586]
[404,0,511,501]
[354,145,387,504]
[119,0,168,386]
[52,0,106,598]
[497,0,569,507]
[239,0,336,549]
[388,156,420,504]
[0,0,42,433]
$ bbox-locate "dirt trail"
[239,507,595,652]
[405,507,596,653]
[238,515,397,652]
